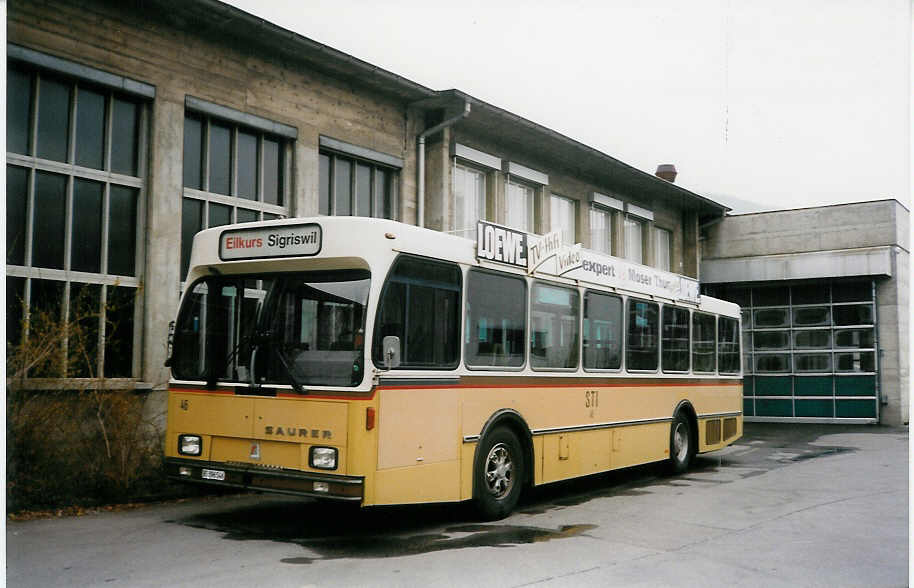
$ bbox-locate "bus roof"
[186,216,740,318]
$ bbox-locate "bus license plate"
[201,468,226,481]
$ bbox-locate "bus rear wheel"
[669,411,695,474]
[474,426,524,520]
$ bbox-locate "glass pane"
[208,202,232,228]
[717,286,750,307]
[465,270,526,367]
[583,291,622,370]
[654,227,671,271]
[530,282,579,369]
[334,158,352,215]
[355,163,371,217]
[590,207,611,254]
[505,182,533,232]
[181,198,203,279]
[237,208,258,224]
[111,98,139,175]
[237,131,258,200]
[75,88,106,170]
[754,330,789,350]
[208,122,231,195]
[7,165,29,265]
[793,306,830,327]
[455,165,484,237]
[753,285,788,307]
[832,280,871,302]
[373,256,461,368]
[626,299,658,370]
[755,354,791,373]
[692,313,716,372]
[835,351,875,373]
[377,168,395,220]
[263,213,280,221]
[104,286,135,377]
[68,282,101,377]
[834,328,874,349]
[833,304,873,326]
[718,317,740,374]
[71,178,104,273]
[7,276,26,347]
[183,114,203,189]
[793,330,831,349]
[661,306,689,372]
[7,68,33,155]
[791,283,828,305]
[795,353,831,373]
[754,308,789,328]
[32,171,68,269]
[623,216,643,263]
[29,279,65,377]
[550,195,575,245]
[36,77,71,162]
[108,185,138,276]
[262,138,282,205]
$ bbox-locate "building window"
[6,64,145,379]
[319,151,398,220]
[550,194,576,245]
[623,215,644,264]
[654,227,672,271]
[505,179,535,233]
[181,111,291,278]
[590,206,612,254]
[454,163,486,239]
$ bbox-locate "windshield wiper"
[273,345,306,395]
[250,329,306,395]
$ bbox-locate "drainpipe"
[417,101,471,227]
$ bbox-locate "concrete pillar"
[294,131,319,217]
[423,127,451,232]
[682,211,699,278]
[141,97,183,391]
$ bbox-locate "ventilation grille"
[723,417,738,440]
[706,419,721,445]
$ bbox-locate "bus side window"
[692,312,717,373]
[583,290,622,370]
[718,316,741,374]
[465,270,527,368]
[626,298,659,371]
[530,282,579,370]
[661,305,690,372]
[372,255,461,369]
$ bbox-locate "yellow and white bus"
[165,217,742,519]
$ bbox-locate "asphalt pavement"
[6,423,909,587]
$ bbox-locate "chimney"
[655,164,677,183]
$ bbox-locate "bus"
[164,216,742,519]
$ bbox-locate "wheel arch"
[673,399,699,451]
[472,409,535,493]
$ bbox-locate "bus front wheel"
[474,426,524,520]
[669,411,695,474]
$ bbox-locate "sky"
[225,0,911,214]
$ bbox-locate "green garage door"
[713,280,878,423]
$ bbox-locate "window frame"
[452,160,487,239]
[582,289,623,373]
[6,60,148,382]
[661,304,691,374]
[528,280,580,371]
[371,254,462,370]
[625,297,660,373]
[464,268,528,371]
[505,177,536,233]
[319,148,399,220]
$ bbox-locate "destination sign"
[219,223,322,261]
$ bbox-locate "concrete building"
[6,0,724,411]
[701,200,909,425]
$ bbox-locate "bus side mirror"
[382,336,401,369]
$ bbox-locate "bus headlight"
[309,447,338,470]
[179,434,202,456]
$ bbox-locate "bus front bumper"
[165,457,364,502]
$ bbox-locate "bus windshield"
[171,270,370,388]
